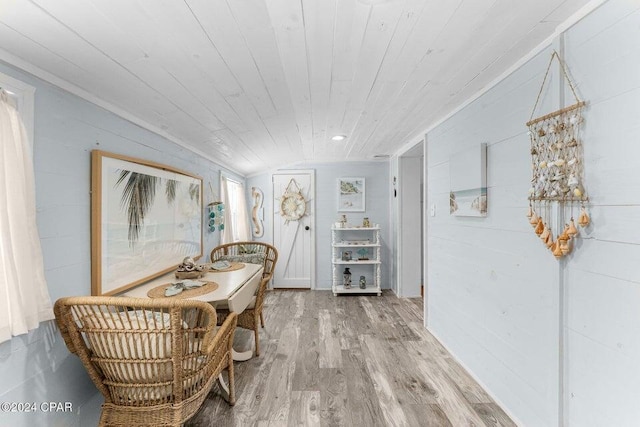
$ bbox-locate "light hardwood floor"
[187,290,516,427]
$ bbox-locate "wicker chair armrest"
[203,312,237,356]
[53,299,78,355]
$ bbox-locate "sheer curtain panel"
[220,175,250,244]
[234,181,250,241]
[221,175,235,244]
[0,89,53,343]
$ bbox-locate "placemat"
[147,281,219,299]
[207,262,246,273]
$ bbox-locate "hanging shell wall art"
[526,51,592,260]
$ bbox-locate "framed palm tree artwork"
[91,150,203,295]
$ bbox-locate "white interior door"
[272,170,315,289]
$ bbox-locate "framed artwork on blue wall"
[91,150,203,295]
[338,177,365,212]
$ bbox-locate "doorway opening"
[397,140,425,300]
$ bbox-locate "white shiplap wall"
[562,2,640,426]
[427,44,561,427]
[0,59,239,427]
[425,1,640,426]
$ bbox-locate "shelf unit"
[331,226,381,296]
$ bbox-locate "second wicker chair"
[210,241,278,356]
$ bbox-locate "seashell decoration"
[545,234,555,248]
[175,256,206,278]
[567,174,579,187]
[558,230,571,255]
[578,207,590,227]
[552,240,564,259]
[525,205,586,260]
[540,224,550,242]
[526,51,591,260]
[527,205,534,218]
[528,109,586,203]
[529,212,539,226]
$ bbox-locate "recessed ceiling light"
[331,135,347,141]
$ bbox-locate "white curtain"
[221,175,234,244]
[234,181,250,241]
[0,89,53,344]
[221,175,250,244]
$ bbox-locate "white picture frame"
[338,177,365,212]
[449,143,487,217]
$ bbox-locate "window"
[220,175,250,243]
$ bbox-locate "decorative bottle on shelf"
[343,267,352,289]
[359,275,366,289]
[339,214,347,228]
[362,217,370,228]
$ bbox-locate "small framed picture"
[338,177,365,212]
[342,251,352,261]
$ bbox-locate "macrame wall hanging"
[526,51,591,259]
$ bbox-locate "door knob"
[305,226,310,231]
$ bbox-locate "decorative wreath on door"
[278,179,307,223]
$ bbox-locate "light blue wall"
[247,161,391,290]
[0,60,239,426]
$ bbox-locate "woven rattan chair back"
[54,296,237,427]
[210,241,278,280]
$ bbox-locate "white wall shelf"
[332,226,381,296]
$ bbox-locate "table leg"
[218,374,231,404]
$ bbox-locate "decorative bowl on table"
[175,256,206,279]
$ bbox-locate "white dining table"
[121,262,264,362]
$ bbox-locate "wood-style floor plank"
[319,309,343,368]
[186,290,514,426]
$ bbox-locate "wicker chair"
[54,297,237,427]
[210,241,278,329]
[210,241,278,281]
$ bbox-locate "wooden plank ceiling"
[0,0,591,175]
